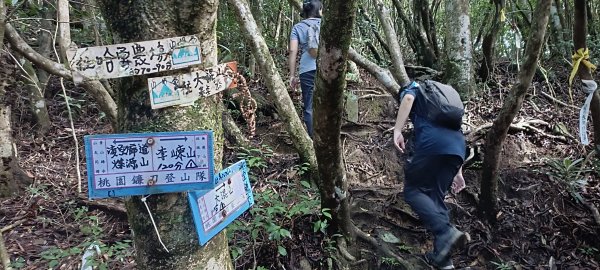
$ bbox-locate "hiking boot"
[425,252,455,270]
[433,227,469,264]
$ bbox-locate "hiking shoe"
[434,227,469,264]
[425,252,455,269]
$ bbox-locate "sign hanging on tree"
[148,62,238,109]
[188,160,254,245]
[84,131,215,199]
[68,35,202,82]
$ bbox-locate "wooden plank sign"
[148,62,238,109]
[188,160,254,245]
[84,131,215,199]
[68,35,202,82]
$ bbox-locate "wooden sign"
[148,62,238,109]
[68,35,202,82]
[188,160,254,245]
[84,131,215,199]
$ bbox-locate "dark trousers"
[403,154,463,237]
[299,70,315,137]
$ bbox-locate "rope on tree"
[232,74,257,138]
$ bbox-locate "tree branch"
[373,0,410,86]
[4,23,117,125]
[348,48,400,99]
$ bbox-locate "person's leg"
[299,70,316,137]
[403,155,454,236]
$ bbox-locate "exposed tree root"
[351,223,414,269]
[466,119,571,143]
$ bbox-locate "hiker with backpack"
[393,80,469,269]
[288,0,322,137]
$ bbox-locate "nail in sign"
[84,131,215,199]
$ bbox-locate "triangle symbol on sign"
[186,159,198,169]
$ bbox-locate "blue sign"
[84,131,215,199]
[188,160,254,245]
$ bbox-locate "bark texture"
[574,0,600,152]
[392,0,438,68]
[480,0,551,223]
[373,0,410,87]
[313,0,358,239]
[97,1,232,269]
[444,0,474,97]
[229,0,317,170]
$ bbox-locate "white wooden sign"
[84,131,215,199]
[148,62,238,109]
[68,35,202,82]
[188,160,253,245]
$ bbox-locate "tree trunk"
[574,0,600,152]
[444,0,474,98]
[392,0,438,68]
[550,0,568,57]
[23,60,51,136]
[57,0,71,63]
[229,0,318,171]
[479,0,504,81]
[313,0,358,240]
[480,0,551,224]
[373,0,410,87]
[96,1,233,269]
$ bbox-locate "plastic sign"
[188,160,254,245]
[84,131,215,199]
[148,62,238,109]
[68,35,202,82]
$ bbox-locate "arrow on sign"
[113,139,143,144]
[160,137,188,142]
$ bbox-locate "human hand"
[289,77,299,90]
[451,171,466,194]
[393,129,405,153]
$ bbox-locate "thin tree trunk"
[480,0,551,224]
[96,1,233,268]
[23,60,51,135]
[392,0,437,68]
[229,0,318,171]
[359,6,390,55]
[57,0,71,62]
[550,0,568,57]
[313,0,358,241]
[373,0,410,86]
[574,0,600,152]
[274,2,283,45]
[31,2,55,136]
[479,0,504,81]
[474,11,491,49]
[444,0,474,98]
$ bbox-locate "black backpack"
[408,80,464,130]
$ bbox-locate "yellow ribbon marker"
[569,48,597,101]
[500,8,506,22]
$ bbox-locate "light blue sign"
[188,160,254,245]
[84,131,215,199]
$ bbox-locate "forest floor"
[2,60,600,270]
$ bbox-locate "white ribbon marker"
[579,79,598,145]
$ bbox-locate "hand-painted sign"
[68,35,202,82]
[188,160,254,245]
[148,62,238,109]
[84,131,215,199]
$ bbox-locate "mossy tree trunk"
[96,1,233,269]
[444,0,474,98]
[313,0,358,239]
[480,0,551,224]
[574,0,600,152]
